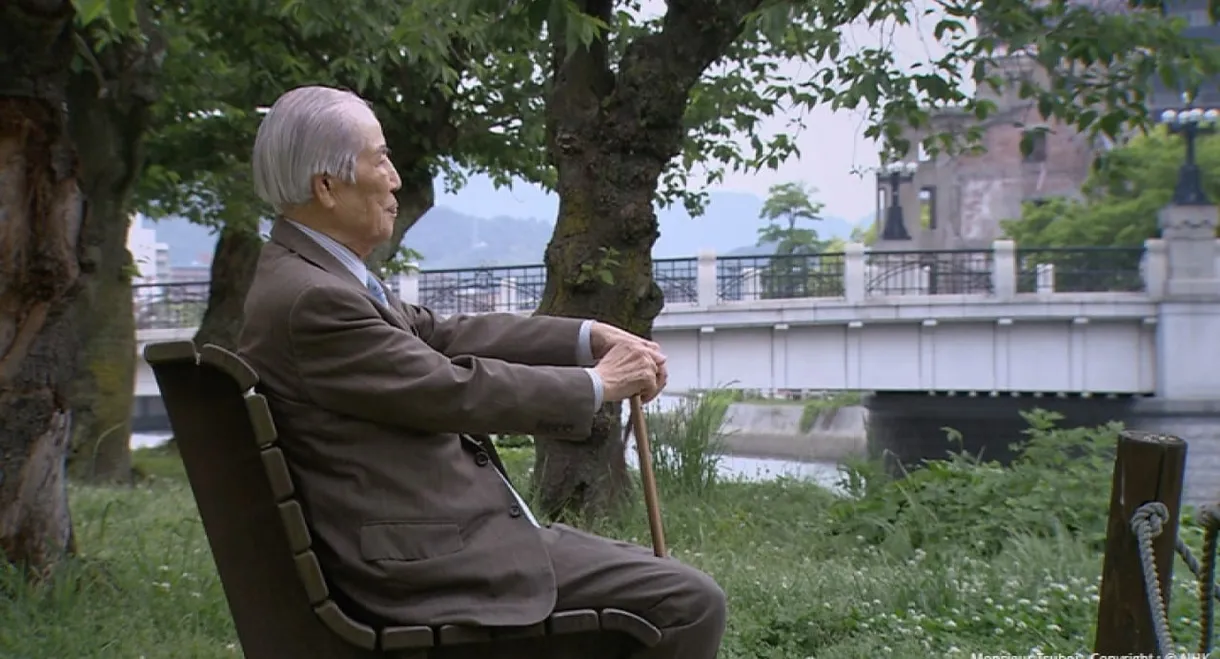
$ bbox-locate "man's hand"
[594,342,666,403]
[590,322,667,402]
[590,321,660,360]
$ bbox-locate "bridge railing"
[1014,246,1146,293]
[132,281,209,330]
[132,241,1160,329]
[864,248,996,296]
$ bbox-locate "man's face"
[320,112,401,257]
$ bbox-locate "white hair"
[252,86,376,212]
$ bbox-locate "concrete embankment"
[717,402,868,462]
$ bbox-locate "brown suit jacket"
[237,219,597,628]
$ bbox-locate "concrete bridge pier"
[865,391,1140,467]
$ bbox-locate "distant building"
[878,0,1216,249]
[881,54,1101,249]
[127,215,171,284]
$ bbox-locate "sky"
[437,0,966,225]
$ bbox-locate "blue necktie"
[366,273,388,305]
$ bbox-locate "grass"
[2,408,1218,658]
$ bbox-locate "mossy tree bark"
[65,26,164,483]
[531,0,762,522]
[0,0,88,572]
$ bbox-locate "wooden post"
[1093,430,1187,654]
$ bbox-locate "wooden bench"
[144,340,662,659]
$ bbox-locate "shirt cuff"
[584,368,604,413]
[576,319,595,366]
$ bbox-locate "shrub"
[642,390,733,495]
[823,408,1120,558]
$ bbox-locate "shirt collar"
[283,219,370,285]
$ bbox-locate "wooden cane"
[629,395,667,558]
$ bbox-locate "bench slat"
[261,448,295,500]
[547,609,601,635]
[293,551,330,604]
[437,624,492,645]
[245,394,279,447]
[601,608,663,647]
[200,344,259,391]
[379,624,435,651]
[314,601,377,650]
[490,621,547,640]
[143,340,198,366]
[278,501,312,553]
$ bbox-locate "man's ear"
[311,173,337,208]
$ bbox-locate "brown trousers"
[541,523,727,659]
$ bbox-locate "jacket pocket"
[359,521,464,562]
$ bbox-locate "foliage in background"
[826,409,1119,558]
[1002,128,1220,247]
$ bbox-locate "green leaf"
[72,0,109,25]
[109,0,135,33]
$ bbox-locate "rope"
[1131,502,1175,655]
[1199,509,1217,655]
[1176,505,1220,654]
[1129,501,1220,657]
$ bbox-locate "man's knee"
[659,562,727,631]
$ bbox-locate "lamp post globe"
[1159,93,1220,206]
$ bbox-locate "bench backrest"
[144,340,380,659]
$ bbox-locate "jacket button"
[509,504,522,518]
[474,452,490,467]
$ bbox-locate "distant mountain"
[403,208,554,269]
[139,187,870,270]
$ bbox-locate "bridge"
[132,206,1220,503]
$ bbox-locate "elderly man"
[237,85,726,658]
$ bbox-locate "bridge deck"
[137,292,1160,397]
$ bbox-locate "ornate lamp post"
[1159,93,1220,206]
[876,161,919,240]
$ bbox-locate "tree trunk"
[192,222,263,351]
[0,1,87,573]
[63,17,164,484]
[65,241,136,484]
[531,0,762,522]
